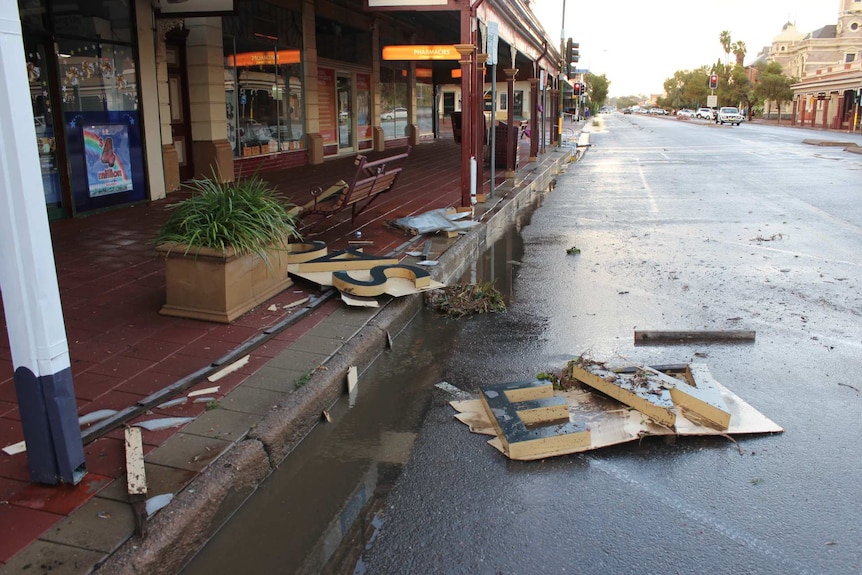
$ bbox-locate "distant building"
[760,0,862,129]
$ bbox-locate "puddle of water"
[458,217,528,306]
[179,308,460,575]
[180,222,533,575]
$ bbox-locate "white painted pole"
[0,4,85,484]
[469,156,477,204]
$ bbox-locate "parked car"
[716,106,744,125]
[676,109,696,118]
[381,107,408,120]
[622,108,632,114]
[649,108,668,115]
[696,107,714,120]
[239,120,271,146]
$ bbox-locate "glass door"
[337,75,353,151]
[26,39,66,219]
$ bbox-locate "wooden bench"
[294,146,412,223]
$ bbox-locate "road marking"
[435,381,470,398]
[636,161,659,213]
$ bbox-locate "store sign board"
[226,50,301,67]
[383,45,460,61]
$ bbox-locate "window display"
[224,3,305,158]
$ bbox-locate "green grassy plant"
[154,173,301,264]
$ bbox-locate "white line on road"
[636,161,659,213]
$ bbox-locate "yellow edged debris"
[453,363,781,461]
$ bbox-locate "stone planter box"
[157,243,293,323]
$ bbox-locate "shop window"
[357,73,373,146]
[416,68,433,137]
[380,65,408,140]
[225,54,304,156]
[55,38,145,213]
[223,3,305,157]
[25,37,61,212]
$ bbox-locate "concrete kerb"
[96,146,574,574]
[98,440,272,575]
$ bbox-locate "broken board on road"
[452,363,781,461]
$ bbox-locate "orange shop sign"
[226,50,300,67]
[383,45,460,61]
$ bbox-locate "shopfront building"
[15,0,561,222]
[19,0,147,220]
[791,61,862,131]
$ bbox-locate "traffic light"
[709,74,718,90]
[573,82,582,96]
[566,39,581,64]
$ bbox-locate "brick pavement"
[0,120,576,572]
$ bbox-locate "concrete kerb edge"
[97,147,573,574]
[95,439,272,575]
[249,294,423,467]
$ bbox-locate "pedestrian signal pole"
[558,0,566,146]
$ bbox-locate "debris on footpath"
[450,358,781,461]
[390,206,478,237]
[287,246,444,300]
[134,417,194,431]
[125,427,148,534]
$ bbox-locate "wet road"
[355,115,862,574]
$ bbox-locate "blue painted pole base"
[14,366,86,485]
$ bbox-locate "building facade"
[761,0,862,130]
[15,0,561,222]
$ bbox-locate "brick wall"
[234,150,308,179]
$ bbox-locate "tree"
[585,72,610,109]
[616,95,640,109]
[754,61,795,124]
[719,31,732,66]
[731,41,747,66]
[659,70,687,110]
[728,64,753,115]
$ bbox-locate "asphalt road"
[356,115,862,574]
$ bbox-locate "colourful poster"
[317,68,337,144]
[84,125,133,197]
[357,74,372,140]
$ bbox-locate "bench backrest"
[348,168,402,206]
[343,146,411,205]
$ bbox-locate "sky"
[531,0,841,97]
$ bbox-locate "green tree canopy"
[719,31,732,64]
[585,72,610,109]
[615,95,640,109]
[754,61,796,121]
